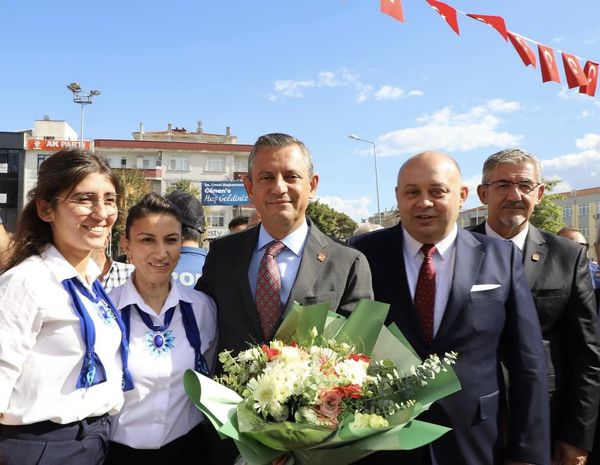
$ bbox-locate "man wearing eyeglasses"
[471,148,600,465]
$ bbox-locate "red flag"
[538,44,560,83]
[579,61,599,96]
[508,32,536,68]
[380,0,404,22]
[561,52,587,88]
[466,14,508,41]
[426,0,460,35]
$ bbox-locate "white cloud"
[540,134,600,189]
[373,86,424,101]
[575,133,600,150]
[268,68,423,102]
[375,100,523,157]
[578,110,592,119]
[553,35,565,43]
[317,195,372,222]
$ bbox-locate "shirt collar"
[114,275,186,315]
[256,220,309,257]
[41,245,100,286]
[485,221,529,251]
[402,224,458,260]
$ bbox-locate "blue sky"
[2,0,600,221]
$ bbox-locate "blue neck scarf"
[62,277,134,391]
[121,300,209,376]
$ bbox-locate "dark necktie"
[414,244,437,345]
[256,240,286,339]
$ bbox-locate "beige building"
[11,119,254,242]
[95,123,254,242]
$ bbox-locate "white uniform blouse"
[0,245,125,425]
[108,276,217,449]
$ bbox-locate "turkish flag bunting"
[508,32,536,68]
[561,52,587,88]
[426,0,460,35]
[538,44,560,83]
[380,0,404,22]
[579,61,599,97]
[466,14,508,41]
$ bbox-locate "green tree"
[166,179,200,198]
[530,178,566,233]
[306,201,357,240]
[110,168,151,258]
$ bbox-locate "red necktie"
[256,240,286,339]
[414,244,437,344]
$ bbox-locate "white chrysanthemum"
[247,374,279,413]
[336,359,370,385]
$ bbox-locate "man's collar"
[485,221,529,251]
[402,224,458,260]
[257,220,309,256]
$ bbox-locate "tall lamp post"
[66,82,101,144]
[348,133,382,225]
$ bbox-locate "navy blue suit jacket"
[350,225,550,465]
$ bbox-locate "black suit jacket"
[195,219,374,356]
[350,225,549,465]
[471,222,600,450]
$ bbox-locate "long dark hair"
[3,148,119,271]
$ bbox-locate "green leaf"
[334,299,389,355]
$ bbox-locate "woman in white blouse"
[0,149,132,465]
[106,192,217,464]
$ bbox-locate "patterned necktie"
[414,244,437,345]
[256,240,286,339]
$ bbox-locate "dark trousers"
[0,414,110,465]
[105,422,209,465]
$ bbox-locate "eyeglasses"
[482,180,541,194]
[579,243,590,250]
[56,193,119,216]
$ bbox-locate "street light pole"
[348,133,382,225]
[66,82,101,144]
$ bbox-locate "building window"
[581,228,590,238]
[235,156,247,172]
[206,212,225,227]
[579,204,589,216]
[206,156,225,172]
[37,153,52,170]
[121,157,127,168]
[563,206,572,217]
[169,156,190,171]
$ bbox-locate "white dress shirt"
[402,225,458,336]
[0,245,125,425]
[485,221,529,251]
[248,221,309,306]
[108,277,217,449]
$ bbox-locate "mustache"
[502,201,526,209]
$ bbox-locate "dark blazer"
[471,222,600,450]
[350,225,550,465]
[195,219,374,356]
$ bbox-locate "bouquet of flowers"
[184,299,460,465]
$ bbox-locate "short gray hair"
[247,133,314,178]
[482,148,542,183]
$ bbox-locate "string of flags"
[379,0,598,97]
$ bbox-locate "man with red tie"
[350,151,549,465]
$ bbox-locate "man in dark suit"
[196,133,372,355]
[195,133,373,464]
[471,148,600,465]
[351,151,549,465]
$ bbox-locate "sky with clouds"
[1,0,599,221]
